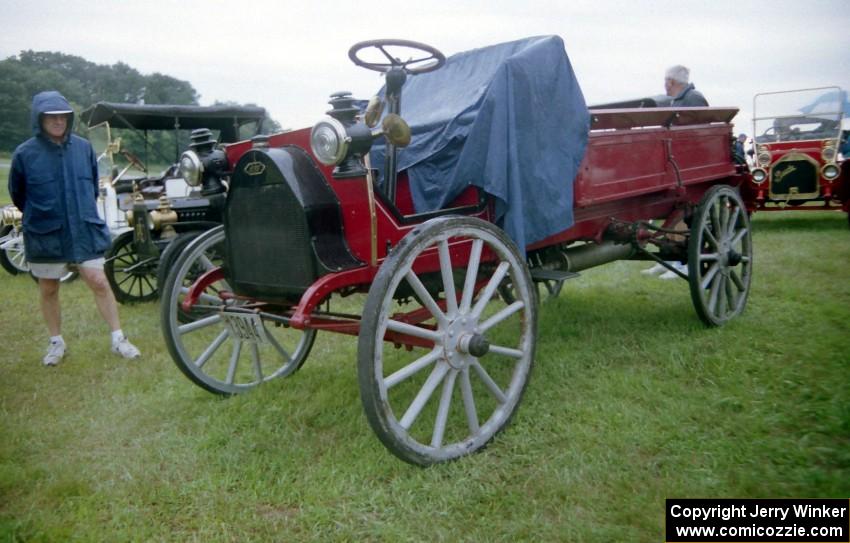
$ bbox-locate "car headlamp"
[179,150,203,186]
[310,117,349,166]
[821,163,840,180]
[751,168,767,184]
[821,145,836,163]
[757,151,771,166]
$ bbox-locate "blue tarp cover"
[370,35,590,252]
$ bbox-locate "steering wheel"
[121,150,147,173]
[348,39,445,75]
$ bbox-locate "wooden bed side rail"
[588,107,739,131]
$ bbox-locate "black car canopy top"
[80,102,266,143]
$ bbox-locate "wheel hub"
[717,238,732,268]
[727,249,742,267]
[460,334,490,357]
[442,315,487,369]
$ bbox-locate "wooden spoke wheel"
[156,231,203,290]
[104,231,158,303]
[156,230,206,322]
[358,217,537,466]
[688,185,753,327]
[161,226,316,395]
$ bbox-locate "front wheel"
[161,226,317,395]
[104,231,158,303]
[358,217,537,466]
[688,185,753,326]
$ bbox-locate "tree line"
[0,50,279,153]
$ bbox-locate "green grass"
[1,211,848,541]
[0,155,10,206]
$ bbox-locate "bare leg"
[38,278,62,336]
[78,267,121,332]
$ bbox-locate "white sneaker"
[43,340,66,367]
[112,337,141,359]
[641,263,667,275]
[659,263,688,280]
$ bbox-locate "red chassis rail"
[194,106,744,346]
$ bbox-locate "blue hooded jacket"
[8,91,111,263]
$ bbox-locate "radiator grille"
[225,151,316,301]
[769,156,819,199]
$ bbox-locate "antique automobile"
[80,102,267,302]
[160,37,751,466]
[1,204,78,282]
[744,87,850,223]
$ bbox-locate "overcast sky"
[2,0,849,134]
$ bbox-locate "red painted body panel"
[217,106,743,331]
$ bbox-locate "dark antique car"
[80,102,267,302]
[744,87,850,223]
[159,37,751,466]
[0,205,28,276]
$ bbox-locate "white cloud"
[2,0,849,132]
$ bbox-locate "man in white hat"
[664,65,708,107]
[8,90,141,366]
[643,66,709,279]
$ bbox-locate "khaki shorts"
[29,258,105,279]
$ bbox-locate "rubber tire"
[156,230,203,292]
[687,185,753,327]
[358,216,537,466]
[160,226,317,395]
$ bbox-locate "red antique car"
[159,38,752,465]
[743,87,850,222]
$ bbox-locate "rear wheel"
[358,217,537,465]
[156,230,203,294]
[688,185,753,326]
[161,226,316,395]
[104,231,158,303]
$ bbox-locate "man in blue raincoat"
[8,90,141,366]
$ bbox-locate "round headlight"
[751,168,767,184]
[822,145,836,162]
[179,151,203,186]
[310,117,349,166]
[757,151,771,166]
[821,164,840,180]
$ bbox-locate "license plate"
[221,311,268,344]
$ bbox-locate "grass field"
[0,154,10,206]
[1,211,848,541]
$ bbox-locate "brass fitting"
[149,194,177,231]
[1,205,23,227]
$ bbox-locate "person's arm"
[8,152,26,211]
